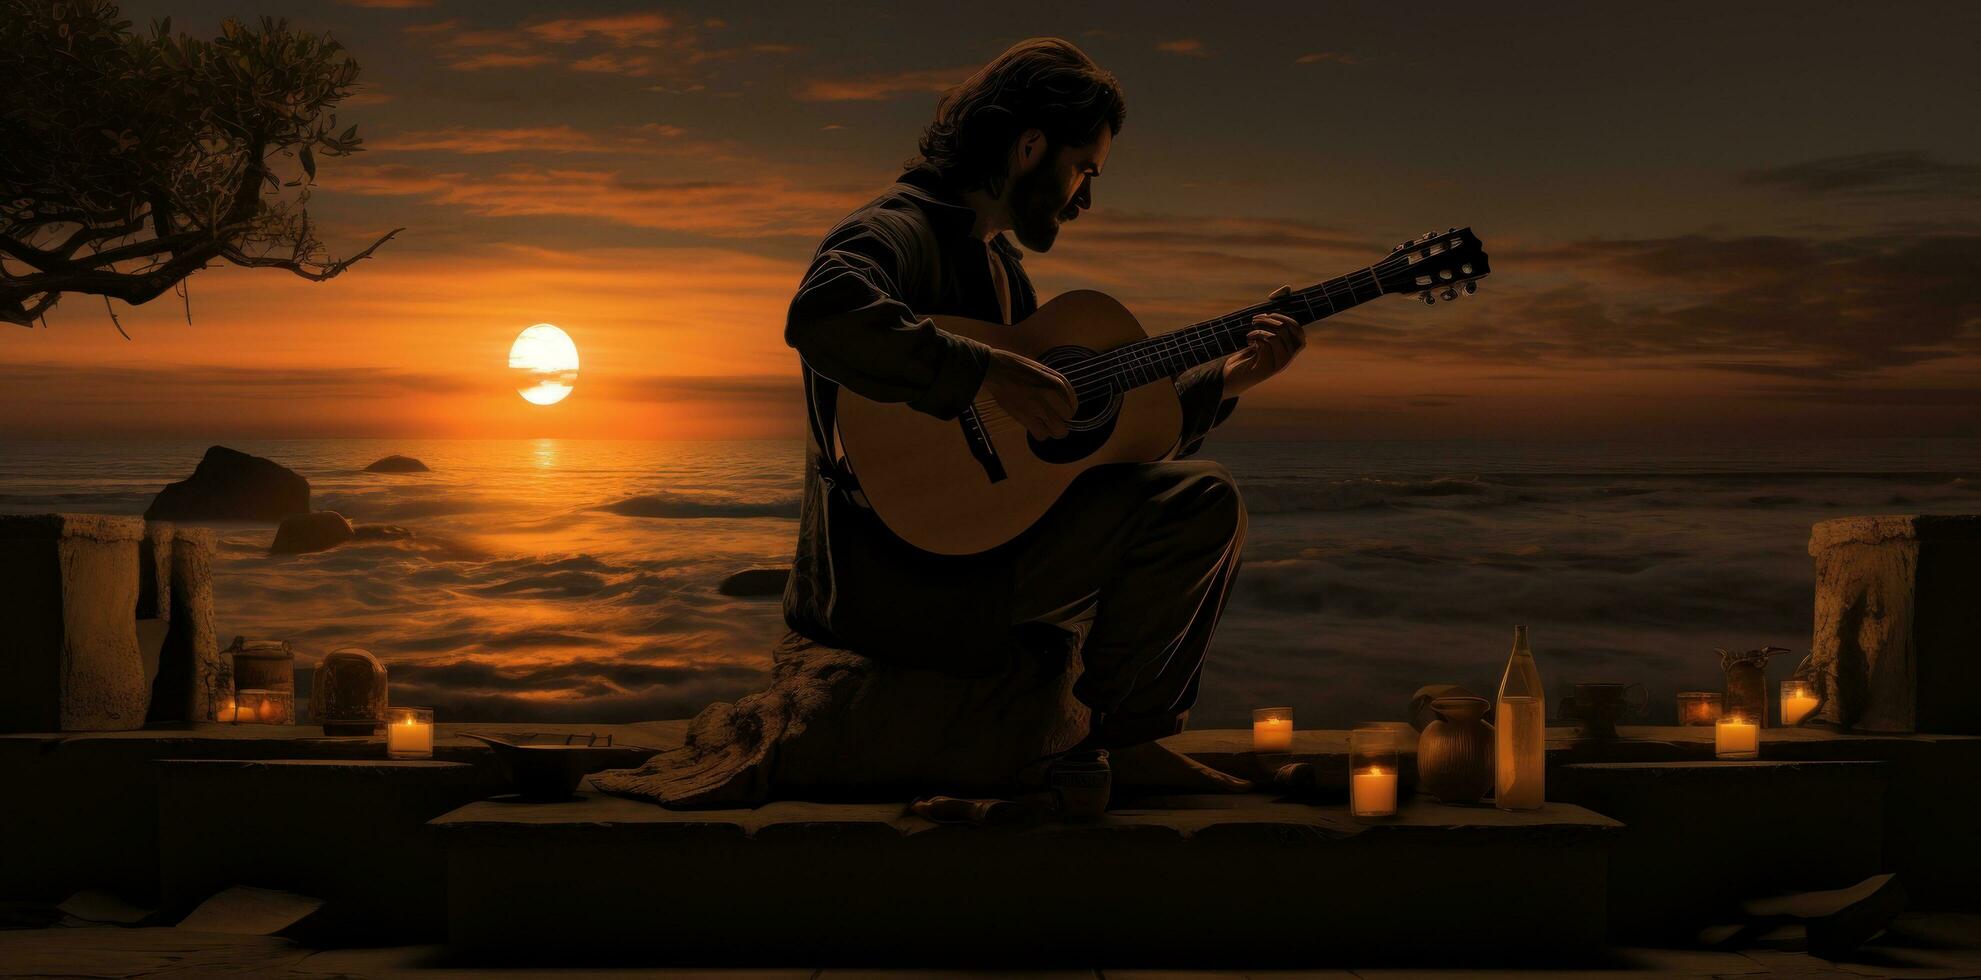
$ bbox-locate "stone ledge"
[1810,513,1981,550]
[436,792,1618,962]
[431,790,1620,843]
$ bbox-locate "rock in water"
[718,566,790,597]
[592,627,1089,807]
[352,523,414,542]
[270,511,355,555]
[364,454,429,473]
[144,446,309,522]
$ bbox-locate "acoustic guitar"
[833,228,1491,555]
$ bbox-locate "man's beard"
[1008,163,1071,253]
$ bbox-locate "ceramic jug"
[1417,695,1495,803]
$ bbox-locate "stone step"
[430,790,1620,965]
[154,759,492,939]
[1555,760,1889,943]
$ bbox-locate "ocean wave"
[601,491,800,519]
[1242,476,1524,514]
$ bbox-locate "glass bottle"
[1495,625,1547,810]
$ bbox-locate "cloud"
[1155,38,1209,57]
[324,161,863,237]
[339,0,433,7]
[0,362,478,400]
[373,123,726,158]
[447,51,556,71]
[1740,152,1981,199]
[1294,51,1365,65]
[1378,232,1981,378]
[794,66,970,102]
[406,11,744,80]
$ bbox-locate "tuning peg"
[1438,269,1454,281]
[1463,281,1477,295]
[1423,230,1437,241]
[1440,287,1458,301]
[1420,291,1435,305]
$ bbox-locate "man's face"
[1008,126,1110,253]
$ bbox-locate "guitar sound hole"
[1028,346,1119,464]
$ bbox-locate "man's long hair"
[913,38,1125,198]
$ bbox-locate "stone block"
[435,792,1618,963]
[1555,760,1887,942]
[139,524,222,724]
[0,514,148,731]
[156,759,490,940]
[1806,515,1981,733]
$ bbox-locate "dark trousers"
[1007,459,1248,748]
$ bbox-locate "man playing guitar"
[785,37,1308,792]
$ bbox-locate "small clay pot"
[1417,696,1495,803]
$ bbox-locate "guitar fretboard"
[1064,265,1387,391]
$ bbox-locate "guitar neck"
[1094,265,1385,388]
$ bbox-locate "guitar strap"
[802,363,860,498]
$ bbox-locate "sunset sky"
[6,0,1978,441]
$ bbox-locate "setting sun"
[509,323,580,406]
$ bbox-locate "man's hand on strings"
[981,348,1077,440]
[1221,284,1307,397]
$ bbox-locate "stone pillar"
[140,523,222,724]
[1806,515,1981,733]
[0,514,149,731]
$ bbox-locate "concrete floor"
[3,913,1979,979]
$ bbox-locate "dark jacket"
[780,167,1237,667]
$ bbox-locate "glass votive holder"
[385,706,435,759]
[1677,691,1723,726]
[1252,707,1294,753]
[1350,723,1400,818]
[233,688,293,725]
[1781,680,1819,727]
[1715,713,1759,760]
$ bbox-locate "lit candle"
[1715,716,1759,759]
[215,699,238,723]
[1252,707,1294,753]
[1352,766,1399,817]
[386,707,434,759]
[1676,691,1723,726]
[1781,681,1818,727]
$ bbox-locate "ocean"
[4,437,1977,729]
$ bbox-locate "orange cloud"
[11,244,812,439]
[448,52,556,72]
[1155,38,1210,57]
[523,12,679,47]
[324,162,864,237]
[1294,51,1366,65]
[795,66,970,102]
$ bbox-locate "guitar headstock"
[1374,227,1490,303]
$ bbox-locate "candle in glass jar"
[1677,691,1723,726]
[1715,716,1759,759]
[1352,766,1398,817]
[215,699,238,723]
[385,707,434,759]
[1252,707,1294,753]
[1781,681,1818,726]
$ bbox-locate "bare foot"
[1110,740,1254,793]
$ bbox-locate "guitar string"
[970,265,1391,433]
[1016,264,1387,404]
[1048,264,1388,390]
[967,256,1448,435]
